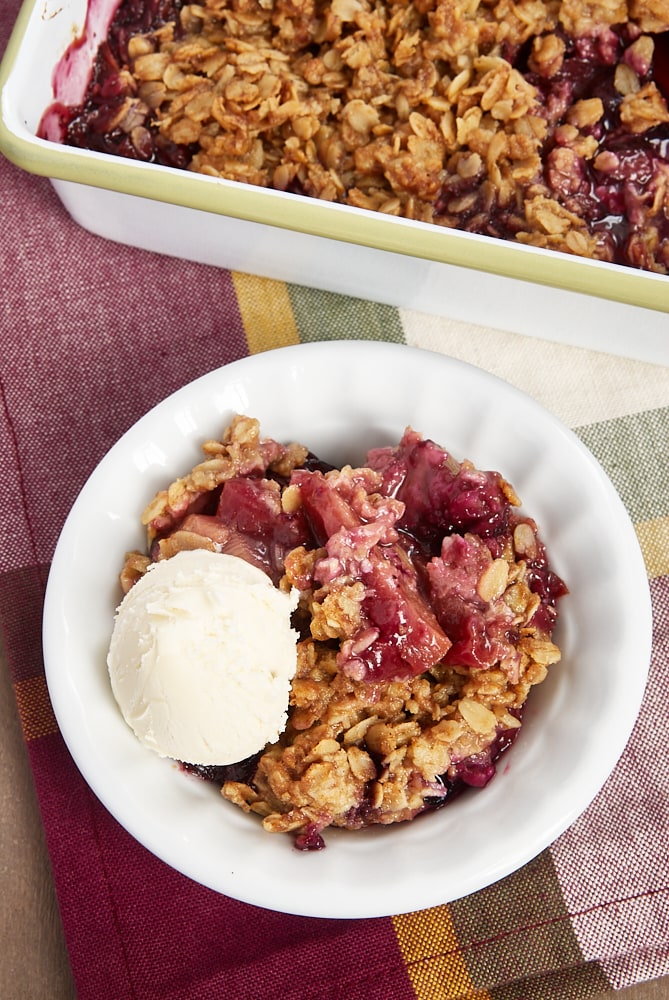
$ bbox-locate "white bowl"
[1,0,668,364]
[42,341,652,918]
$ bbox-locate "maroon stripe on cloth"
[26,728,417,1000]
[0,520,418,990]
[1,561,417,999]
[1,163,250,571]
[0,70,415,990]
[0,565,48,682]
[0,376,41,572]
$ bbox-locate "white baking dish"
[1,0,668,363]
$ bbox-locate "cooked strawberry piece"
[368,430,511,550]
[290,466,390,544]
[215,477,313,583]
[293,465,451,680]
[166,513,231,548]
[427,534,519,672]
[147,488,221,541]
[339,542,452,680]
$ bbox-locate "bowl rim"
[41,341,654,918]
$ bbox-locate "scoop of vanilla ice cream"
[107,549,300,765]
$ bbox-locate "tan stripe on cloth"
[635,518,669,579]
[401,314,669,427]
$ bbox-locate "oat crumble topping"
[119,415,567,849]
[52,0,669,272]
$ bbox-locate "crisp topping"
[54,0,669,272]
[119,415,566,848]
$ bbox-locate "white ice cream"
[107,549,300,765]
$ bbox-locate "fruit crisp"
[45,0,669,272]
[118,415,567,849]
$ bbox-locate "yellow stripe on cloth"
[13,675,59,742]
[635,516,669,580]
[232,272,300,354]
[393,906,492,999]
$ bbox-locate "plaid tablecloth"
[2,5,669,997]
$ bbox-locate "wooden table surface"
[1,638,666,999]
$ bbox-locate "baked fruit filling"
[43,0,669,272]
[119,415,567,849]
